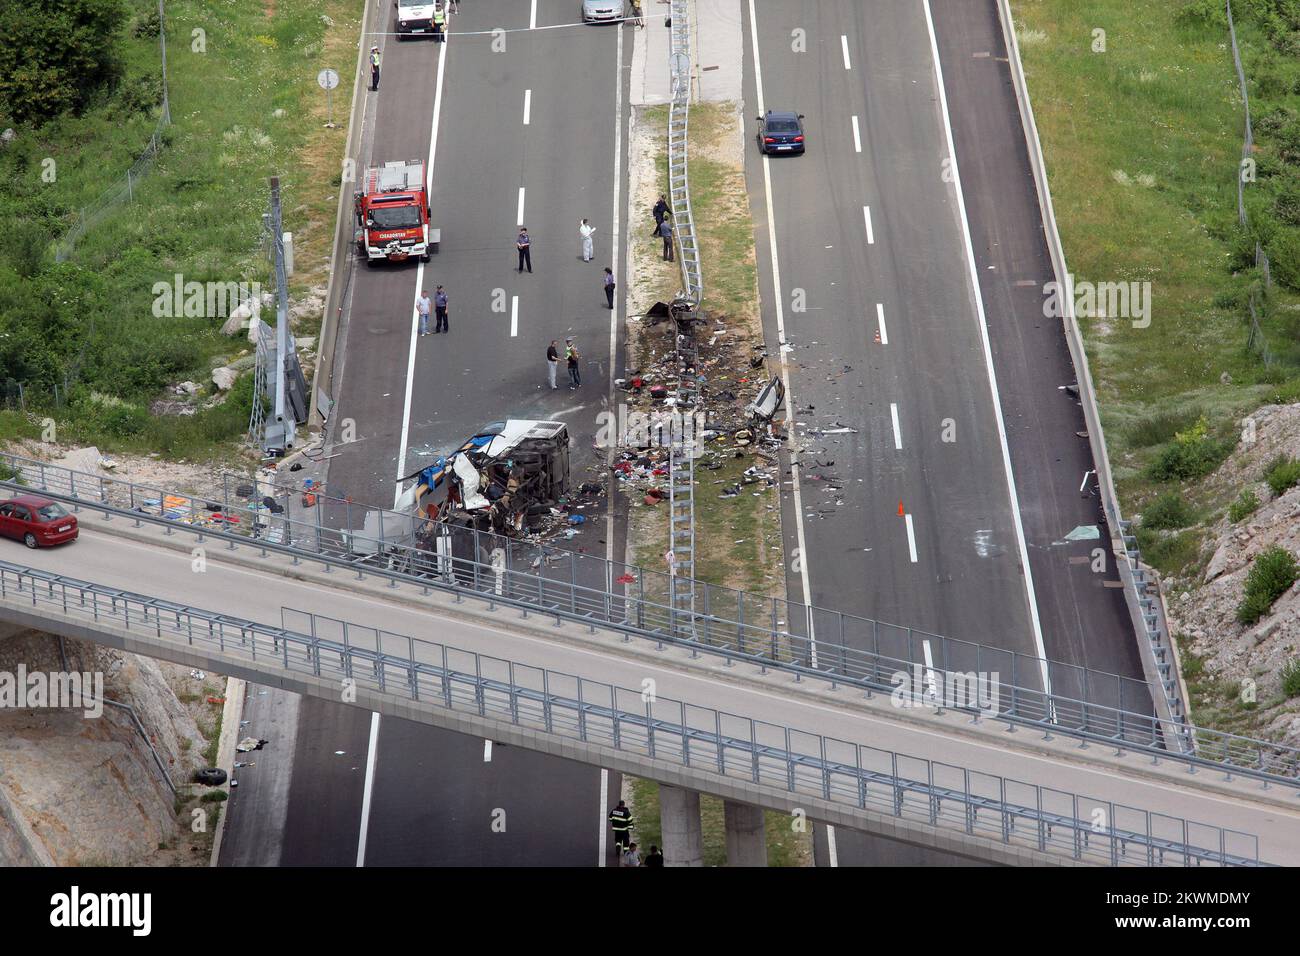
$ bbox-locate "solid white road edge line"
[355,710,382,866]
[395,38,448,507]
[922,0,1050,690]
[749,0,818,666]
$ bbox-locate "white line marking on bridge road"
[523,89,532,125]
[863,205,874,244]
[851,115,862,153]
[905,513,918,563]
[876,303,888,344]
[890,403,902,450]
[511,295,519,337]
[483,739,493,762]
[827,824,839,866]
[517,186,526,225]
[530,0,538,30]
[841,35,851,70]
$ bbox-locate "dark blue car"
[756,110,806,155]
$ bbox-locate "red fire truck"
[354,160,434,264]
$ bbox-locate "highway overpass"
[0,514,1294,865]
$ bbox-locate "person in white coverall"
[579,218,596,262]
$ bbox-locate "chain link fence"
[1226,0,1276,365]
[52,0,171,263]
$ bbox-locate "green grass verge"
[1011,0,1300,507]
[0,0,362,459]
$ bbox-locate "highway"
[246,1,633,866]
[9,525,1297,865]
[740,0,1147,863]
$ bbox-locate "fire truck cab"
[354,160,434,264]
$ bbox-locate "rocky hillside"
[1160,402,1300,747]
[0,629,212,865]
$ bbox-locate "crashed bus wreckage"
[347,420,573,574]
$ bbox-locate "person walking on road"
[546,340,559,389]
[370,46,381,91]
[433,2,447,41]
[434,285,448,333]
[644,845,664,867]
[622,842,642,867]
[659,216,675,262]
[650,195,670,238]
[566,338,581,389]
[579,218,596,262]
[609,799,634,852]
[516,227,532,273]
[416,289,432,336]
[603,267,616,310]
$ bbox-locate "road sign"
[317,69,340,128]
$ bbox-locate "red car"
[0,495,79,549]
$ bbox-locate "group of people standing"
[546,338,582,390]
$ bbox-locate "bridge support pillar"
[724,800,767,866]
[659,785,703,867]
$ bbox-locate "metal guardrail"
[995,1,1191,754]
[4,453,1299,791]
[0,561,1261,866]
[667,0,701,305]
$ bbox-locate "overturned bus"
[350,420,571,579]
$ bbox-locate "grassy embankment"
[1012,0,1300,729]
[0,0,362,460]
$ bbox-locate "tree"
[0,0,128,126]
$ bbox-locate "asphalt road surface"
[227,1,632,867]
[742,0,1147,863]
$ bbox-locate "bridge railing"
[4,452,1299,790]
[0,560,1261,866]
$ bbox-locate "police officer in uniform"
[370,46,381,91]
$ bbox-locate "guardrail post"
[410,635,418,701]
[892,752,903,816]
[577,677,587,741]
[612,686,620,750]
[442,645,452,709]
[714,710,723,774]
[646,699,655,758]
[475,654,484,716]
[1037,788,1046,852]
[820,736,830,800]
[750,718,760,783]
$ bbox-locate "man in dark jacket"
[643,845,664,867]
[608,799,634,852]
[652,195,669,237]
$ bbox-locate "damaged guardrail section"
[995,0,1191,753]
[0,561,1263,866]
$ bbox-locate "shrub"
[1237,546,1299,625]
[1282,658,1300,699]
[1141,493,1194,530]
[1148,416,1233,481]
[1265,454,1300,495]
[1126,409,1199,448]
[1266,228,1300,292]
[1229,488,1261,523]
